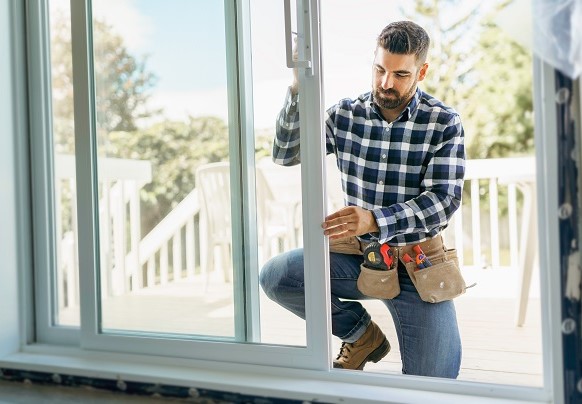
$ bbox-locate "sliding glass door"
[24,0,572,401]
[58,0,331,368]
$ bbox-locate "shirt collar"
[370,87,421,122]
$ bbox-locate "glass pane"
[251,0,307,346]
[320,0,542,386]
[49,0,80,326]
[92,0,235,338]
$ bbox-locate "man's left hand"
[322,206,379,239]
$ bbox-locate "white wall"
[0,0,27,357]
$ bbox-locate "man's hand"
[321,206,379,240]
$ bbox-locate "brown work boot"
[333,321,390,370]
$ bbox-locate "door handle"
[284,0,313,75]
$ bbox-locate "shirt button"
[382,154,387,159]
[285,123,290,127]
[292,102,296,106]
[379,181,384,185]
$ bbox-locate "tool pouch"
[329,237,400,299]
[357,265,400,299]
[399,236,467,303]
[329,236,363,255]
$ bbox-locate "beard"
[373,80,417,110]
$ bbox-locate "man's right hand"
[322,206,380,240]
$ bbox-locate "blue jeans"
[259,248,462,378]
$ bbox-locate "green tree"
[50,10,160,153]
[402,0,534,159]
[463,6,534,158]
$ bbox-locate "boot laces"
[336,342,354,360]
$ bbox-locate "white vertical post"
[147,255,155,287]
[186,217,195,279]
[70,178,80,306]
[112,181,126,294]
[454,207,464,267]
[100,179,111,297]
[294,0,331,369]
[471,179,481,267]
[489,178,500,268]
[516,183,537,326]
[129,180,141,290]
[160,242,168,285]
[172,230,182,280]
[55,178,65,310]
[508,183,519,269]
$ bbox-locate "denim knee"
[259,251,304,300]
[259,254,287,299]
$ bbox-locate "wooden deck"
[60,267,544,388]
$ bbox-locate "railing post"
[147,255,155,287]
[489,178,500,267]
[186,217,195,279]
[471,179,482,268]
[508,183,519,269]
[172,230,182,280]
[160,242,168,285]
[70,178,80,306]
[453,208,464,267]
[515,182,538,326]
[100,179,112,297]
[129,180,141,290]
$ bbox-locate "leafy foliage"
[403,0,534,160]
[401,0,534,217]
[50,11,160,153]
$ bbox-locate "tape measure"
[363,242,393,270]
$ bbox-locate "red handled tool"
[363,242,393,270]
[412,245,432,269]
[379,243,392,267]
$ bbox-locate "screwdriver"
[413,245,432,269]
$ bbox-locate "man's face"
[372,47,428,111]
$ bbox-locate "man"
[260,20,465,378]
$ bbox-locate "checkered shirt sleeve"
[273,86,465,246]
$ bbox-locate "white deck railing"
[54,156,537,315]
[54,154,152,306]
[137,188,201,287]
[450,156,536,269]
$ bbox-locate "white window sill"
[0,345,548,404]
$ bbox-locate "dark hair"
[376,21,430,65]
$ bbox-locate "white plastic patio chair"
[195,162,295,283]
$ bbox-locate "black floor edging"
[0,368,324,403]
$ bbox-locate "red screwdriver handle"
[379,243,393,267]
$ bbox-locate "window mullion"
[532,56,565,402]
[69,0,100,346]
[28,0,80,344]
[295,0,331,370]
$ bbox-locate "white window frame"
[0,0,573,402]
[66,0,331,369]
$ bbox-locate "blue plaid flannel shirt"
[273,86,465,246]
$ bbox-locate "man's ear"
[417,63,429,81]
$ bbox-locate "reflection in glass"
[92,1,235,337]
[250,0,307,347]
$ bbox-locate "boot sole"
[356,338,391,370]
